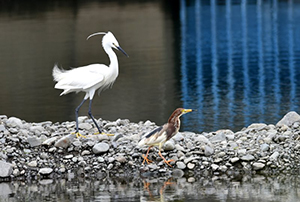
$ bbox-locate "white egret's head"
[87,31,128,57]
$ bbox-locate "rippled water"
[1,174,300,202]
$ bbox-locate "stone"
[64,154,73,159]
[81,150,91,156]
[211,164,219,171]
[269,151,280,161]
[210,130,227,143]
[172,169,184,178]
[194,135,210,144]
[173,132,185,141]
[27,161,38,167]
[39,168,53,175]
[72,140,82,147]
[204,145,214,156]
[6,117,23,128]
[115,156,126,163]
[164,140,175,151]
[276,111,300,127]
[93,143,110,154]
[253,162,265,170]
[0,161,13,177]
[241,154,255,161]
[219,165,227,172]
[176,161,186,169]
[42,137,58,146]
[78,123,93,130]
[260,143,270,152]
[55,135,73,148]
[175,144,185,151]
[247,123,267,130]
[27,137,42,147]
[187,163,195,169]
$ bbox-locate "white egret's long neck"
[104,47,119,79]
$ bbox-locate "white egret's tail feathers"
[52,65,65,82]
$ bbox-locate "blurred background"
[0,0,300,133]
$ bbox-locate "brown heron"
[138,108,192,167]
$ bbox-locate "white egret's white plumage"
[138,108,192,167]
[52,31,128,137]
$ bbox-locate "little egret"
[138,108,192,167]
[52,31,128,138]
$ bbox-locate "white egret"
[52,31,128,138]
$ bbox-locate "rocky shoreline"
[1,111,300,181]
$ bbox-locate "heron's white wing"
[54,64,108,91]
[138,124,168,147]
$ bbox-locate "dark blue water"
[0,0,300,133]
[180,0,300,132]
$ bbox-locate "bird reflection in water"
[142,178,175,202]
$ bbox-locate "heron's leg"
[74,98,87,138]
[158,143,174,167]
[142,146,153,164]
[87,99,103,134]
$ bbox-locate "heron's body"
[138,108,192,167]
[52,31,128,137]
[53,63,117,99]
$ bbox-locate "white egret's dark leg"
[75,98,87,133]
[88,99,102,134]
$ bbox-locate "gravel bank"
[1,111,300,181]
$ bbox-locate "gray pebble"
[204,145,214,156]
[241,154,255,161]
[93,143,110,154]
[176,161,186,170]
[253,162,265,170]
[0,161,13,177]
[39,167,53,175]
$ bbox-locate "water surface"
[1,174,300,202]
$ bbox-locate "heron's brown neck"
[168,115,181,128]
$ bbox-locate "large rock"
[27,137,42,147]
[93,143,110,154]
[276,111,300,127]
[55,135,74,148]
[0,161,13,177]
[6,117,23,128]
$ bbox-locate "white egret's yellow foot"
[142,154,153,164]
[71,132,87,138]
[94,132,114,136]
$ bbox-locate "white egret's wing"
[54,64,107,92]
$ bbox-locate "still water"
[1,174,300,202]
[1,0,300,133]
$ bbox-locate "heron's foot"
[142,154,153,165]
[94,132,114,136]
[71,132,87,138]
[163,159,175,167]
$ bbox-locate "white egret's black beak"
[117,46,129,57]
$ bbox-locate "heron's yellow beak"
[182,109,192,114]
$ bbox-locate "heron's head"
[168,108,192,123]
[87,31,128,57]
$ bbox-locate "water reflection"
[180,0,300,132]
[1,174,300,201]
